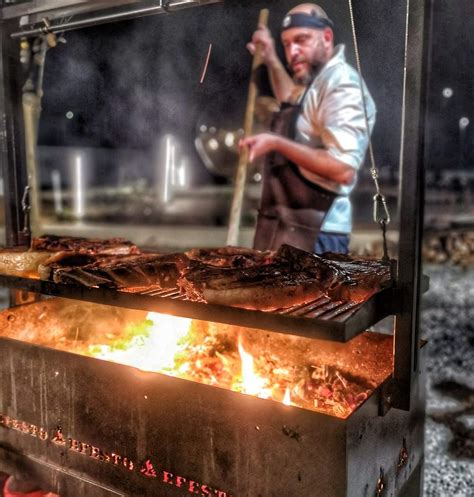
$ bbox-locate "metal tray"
[0,274,406,342]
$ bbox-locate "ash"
[421,264,474,496]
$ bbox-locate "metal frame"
[0,0,430,400]
[2,0,222,39]
[0,1,431,495]
[392,0,432,411]
[0,17,29,247]
[0,1,145,20]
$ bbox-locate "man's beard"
[292,62,322,85]
[290,40,326,85]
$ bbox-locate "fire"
[0,298,394,419]
[237,338,271,399]
[89,312,192,373]
[85,313,378,418]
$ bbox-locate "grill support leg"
[399,459,425,497]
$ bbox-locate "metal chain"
[347,0,413,261]
[347,0,378,191]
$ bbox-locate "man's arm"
[240,133,356,185]
[247,24,298,103]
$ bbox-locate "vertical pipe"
[22,90,42,234]
[0,20,29,247]
[392,0,432,411]
[22,34,51,237]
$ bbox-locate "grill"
[0,274,403,341]
[0,297,422,497]
[0,1,430,496]
[0,333,426,497]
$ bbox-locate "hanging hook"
[21,186,32,237]
[373,193,390,225]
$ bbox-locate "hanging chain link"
[347,0,410,260]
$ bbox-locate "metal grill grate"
[0,274,401,342]
[126,286,364,322]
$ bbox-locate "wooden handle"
[227,9,269,247]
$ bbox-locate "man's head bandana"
[281,12,334,32]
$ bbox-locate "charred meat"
[277,245,392,303]
[0,236,142,279]
[29,238,393,310]
[185,246,274,268]
[47,253,189,289]
[179,245,391,309]
[31,235,141,255]
[179,259,327,311]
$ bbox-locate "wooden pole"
[226,8,269,246]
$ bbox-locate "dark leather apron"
[253,88,337,252]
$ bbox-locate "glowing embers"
[0,299,393,419]
[85,312,385,418]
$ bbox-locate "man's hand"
[240,133,279,162]
[247,24,279,66]
[246,23,296,103]
[241,134,356,185]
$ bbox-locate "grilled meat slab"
[0,236,141,279]
[185,246,274,268]
[0,249,76,279]
[33,238,392,311]
[179,259,327,310]
[179,245,392,309]
[277,245,392,303]
[31,235,141,255]
[46,253,189,289]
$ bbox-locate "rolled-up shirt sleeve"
[308,72,376,170]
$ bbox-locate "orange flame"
[90,312,192,373]
[237,337,271,399]
[84,314,372,418]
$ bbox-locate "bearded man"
[241,3,376,254]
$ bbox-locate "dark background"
[35,0,410,184]
[32,0,472,221]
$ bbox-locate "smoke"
[39,0,410,177]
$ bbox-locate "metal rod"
[0,19,30,246]
[10,0,221,39]
[392,0,432,411]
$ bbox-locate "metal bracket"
[21,185,31,238]
[379,377,411,416]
